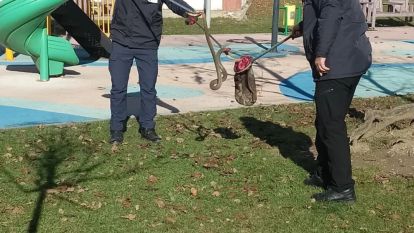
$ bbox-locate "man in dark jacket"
[109,0,199,143]
[292,0,372,202]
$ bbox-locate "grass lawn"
[163,17,275,36]
[1,96,414,232]
[162,0,299,35]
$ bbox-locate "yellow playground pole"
[46,15,52,35]
[5,48,14,61]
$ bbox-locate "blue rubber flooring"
[0,105,95,128]
[280,63,414,101]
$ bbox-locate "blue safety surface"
[0,44,300,67]
[280,63,414,101]
[0,105,96,129]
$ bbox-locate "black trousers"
[109,42,158,131]
[314,76,361,192]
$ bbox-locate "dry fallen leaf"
[122,214,136,221]
[390,213,401,220]
[191,172,204,179]
[122,197,132,208]
[155,199,166,208]
[176,138,185,143]
[47,189,59,194]
[190,187,198,197]
[202,157,220,169]
[8,206,24,215]
[77,187,85,193]
[148,175,158,184]
[94,202,103,210]
[165,216,177,224]
[111,144,119,153]
[20,168,30,175]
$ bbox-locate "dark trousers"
[314,76,361,192]
[109,42,158,131]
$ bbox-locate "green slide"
[0,0,79,81]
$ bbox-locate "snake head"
[223,47,232,55]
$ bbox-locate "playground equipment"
[360,0,414,29]
[5,48,14,61]
[279,5,303,35]
[1,0,297,83]
[51,0,111,58]
[0,0,79,81]
[0,0,112,81]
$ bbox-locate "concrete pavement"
[0,27,413,128]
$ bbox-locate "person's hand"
[315,57,330,76]
[291,24,303,39]
[185,11,202,26]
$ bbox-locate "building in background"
[163,0,248,11]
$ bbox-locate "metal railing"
[74,0,115,36]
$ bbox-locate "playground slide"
[0,0,79,78]
[51,0,111,59]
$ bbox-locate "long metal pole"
[205,0,211,28]
[271,0,280,52]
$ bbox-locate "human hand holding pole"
[185,11,203,25]
[291,23,303,39]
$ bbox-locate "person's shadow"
[102,93,180,122]
[240,117,316,173]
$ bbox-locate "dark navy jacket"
[110,0,193,49]
[301,0,372,80]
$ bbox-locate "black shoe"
[139,128,161,143]
[304,172,328,189]
[312,188,356,203]
[110,130,124,144]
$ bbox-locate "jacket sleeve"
[315,0,342,57]
[162,0,195,17]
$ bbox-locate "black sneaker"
[139,128,161,143]
[312,187,356,203]
[109,130,124,144]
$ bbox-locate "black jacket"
[301,0,372,80]
[110,0,193,49]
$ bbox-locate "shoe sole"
[315,198,356,203]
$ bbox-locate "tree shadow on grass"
[0,127,145,232]
[240,116,316,173]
